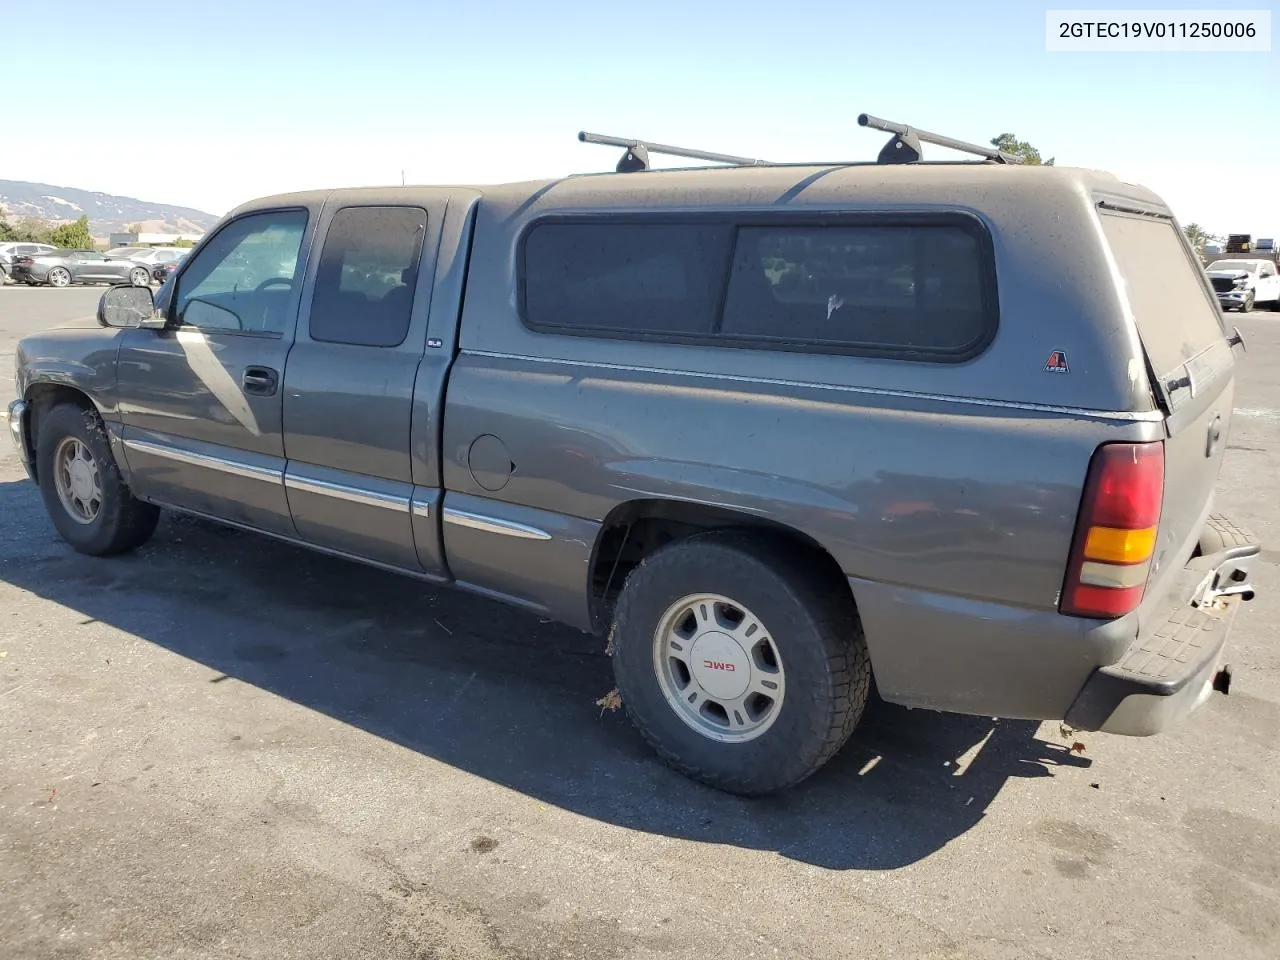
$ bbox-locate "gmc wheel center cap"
[69,462,93,500]
[689,631,750,700]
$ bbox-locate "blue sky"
[4,0,1276,236]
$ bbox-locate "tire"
[35,403,160,556]
[46,266,71,288]
[1241,294,1254,313]
[129,267,150,287]
[609,530,870,796]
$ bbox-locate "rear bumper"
[7,398,34,481]
[1064,513,1259,736]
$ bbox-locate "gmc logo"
[702,659,736,672]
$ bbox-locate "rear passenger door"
[282,197,448,574]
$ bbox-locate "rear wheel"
[609,530,870,796]
[46,267,71,288]
[36,403,160,556]
[129,267,150,287]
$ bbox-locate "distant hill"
[0,179,219,237]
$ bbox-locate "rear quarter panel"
[442,166,1171,716]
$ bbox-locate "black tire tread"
[610,529,871,796]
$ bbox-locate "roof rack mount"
[579,112,1023,173]
[857,113,1022,165]
[577,131,772,173]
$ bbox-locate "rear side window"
[522,222,732,336]
[1100,213,1226,376]
[520,217,995,359]
[722,224,990,355]
[309,206,426,348]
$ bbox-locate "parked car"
[151,249,192,284]
[104,247,193,283]
[102,246,151,261]
[7,123,1261,796]
[10,249,155,288]
[0,242,57,282]
[1204,257,1280,312]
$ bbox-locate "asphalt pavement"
[1,287,1278,959]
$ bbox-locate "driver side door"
[71,251,109,281]
[115,206,319,536]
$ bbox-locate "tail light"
[1060,441,1165,619]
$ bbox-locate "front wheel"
[36,403,160,556]
[609,531,870,796]
[129,267,150,287]
[46,267,71,288]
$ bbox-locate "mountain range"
[0,180,219,236]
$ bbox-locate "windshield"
[1207,260,1259,273]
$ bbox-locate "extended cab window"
[721,224,992,355]
[1100,213,1226,377]
[173,209,308,336]
[522,222,732,336]
[308,206,426,348]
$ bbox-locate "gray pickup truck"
[8,119,1262,795]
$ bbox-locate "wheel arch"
[588,497,859,629]
[21,383,104,482]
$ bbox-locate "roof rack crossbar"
[857,113,1023,165]
[578,131,771,173]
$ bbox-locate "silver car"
[108,246,193,270]
[0,242,57,282]
[11,249,154,288]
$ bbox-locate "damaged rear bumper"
[1064,514,1259,736]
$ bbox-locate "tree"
[1183,223,1221,255]
[171,238,195,248]
[0,217,54,244]
[990,133,1055,166]
[49,215,93,249]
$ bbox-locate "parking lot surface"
[1,288,1278,959]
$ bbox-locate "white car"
[1205,258,1280,312]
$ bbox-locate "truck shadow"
[0,478,1090,871]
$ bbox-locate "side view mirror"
[98,284,165,329]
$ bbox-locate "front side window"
[308,206,426,348]
[173,209,308,335]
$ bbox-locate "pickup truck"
[8,151,1262,795]
[1204,256,1280,312]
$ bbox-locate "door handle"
[242,365,279,396]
